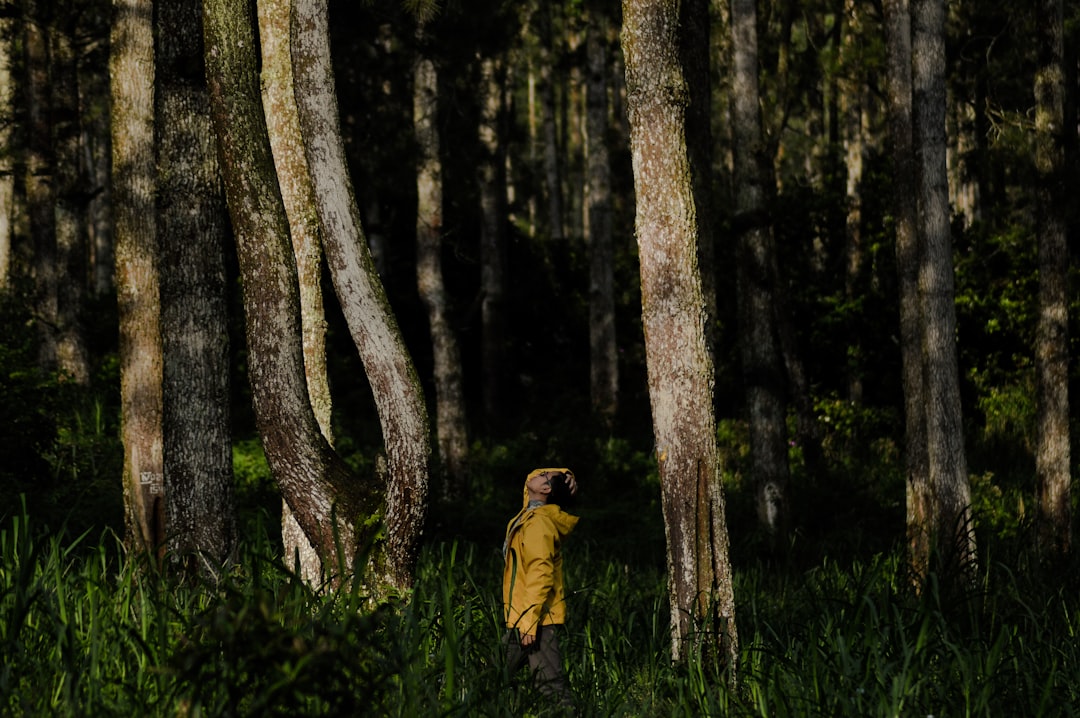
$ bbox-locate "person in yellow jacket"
[502,467,579,708]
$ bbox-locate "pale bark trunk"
[291,0,431,591]
[1034,0,1071,558]
[478,55,508,428]
[158,0,236,569]
[257,0,330,583]
[414,33,468,494]
[842,0,867,404]
[730,0,790,542]
[884,0,931,583]
[203,0,377,584]
[585,11,618,424]
[0,12,14,291]
[912,0,975,579]
[111,0,165,556]
[622,0,738,673]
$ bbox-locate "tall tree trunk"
[535,0,563,241]
[158,0,236,568]
[50,6,89,385]
[884,0,932,583]
[414,27,468,495]
[585,9,618,424]
[622,0,738,673]
[291,0,431,591]
[257,0,330,583]
[0,9,15,292]
[730,0,790,543]
[111,0,165,556]
[1034,0,1071,559]
[912,0,975,580]
[477,55,508,429]
[841,0,867,404]
[202,0,378,584]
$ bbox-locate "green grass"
[2,504,1079,717]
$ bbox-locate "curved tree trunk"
[414,29,468,495]
[1034,0,1071,559]
[291,0,431,591]
[622,0,738,673]
[158,0,236,569]
[202,0,377,584]
[730,0,790,543]
[111,0,165,557]
[257,0,330,584]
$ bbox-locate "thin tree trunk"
[158,0,236,569]
[585,10,618,424]
[884,0,931,583]
[0,10,15,292]
[414,27,468,495]
[1034,0,1071,559]
[622,0,738,673]
[257,0,330,582]
[202,0,377,584]
[730,0,790,543]
[111,0,165,557]
[535,0,563,241]
[291,0,431,591]
[912,0,975,580]
[841,0,867,404]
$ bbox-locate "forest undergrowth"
[2,494,1079,717]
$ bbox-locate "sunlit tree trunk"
[622,0,738,673]
[158,0,236,569]
[414,27,468,495]
[111,0,165,556]
[730,0,790,543]
[257,0,328,583]
[1034,0,1071,559]
[884,0,931,583]
[0,10,15,292]
[203,0,378,585]
[477,55,508,429]
[292,0,431,591]
[912,0,975,579]
[585,9,618,424]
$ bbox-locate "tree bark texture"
[291,0,431,591]
[585,10,618,424]
[912,0,975,578]
[622,0,738,672]
[111,0,165,556]
[414,33,468,494]
[730,0,790,541]
[534,0,563,241]
[0,9,11,291]
[158,0,236,568]
[884,0,932,583]
[1034,0,1071,558]
[202,0,376,583]
[257,0,330,583]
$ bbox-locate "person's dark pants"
[504,624,574,709]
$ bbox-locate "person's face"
[526,471,557,500]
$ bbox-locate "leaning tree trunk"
[884,0,932,583]
[291,0,431,592]
[111,0,165,557]
[584,9,618,425]
[257,0,329,584]
[1034,0,1071,559]
[912,0,975,581]
[157,0,236,569]
[202,0,378,583]
[622,0,738,674]
[730,0,790,543]
[414,29,468,495]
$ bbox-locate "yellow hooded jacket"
[502,470,579,637]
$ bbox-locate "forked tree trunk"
[111,0,165,557]
[622,0,738,673]
[883,0,932,583]
[257,0,329,583]
[912,0,975,580]
[291,0,431,591]
[1034,0,1071,559]
[202,0,378,584]
[414,30,468,494]
[157,0,236,568]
